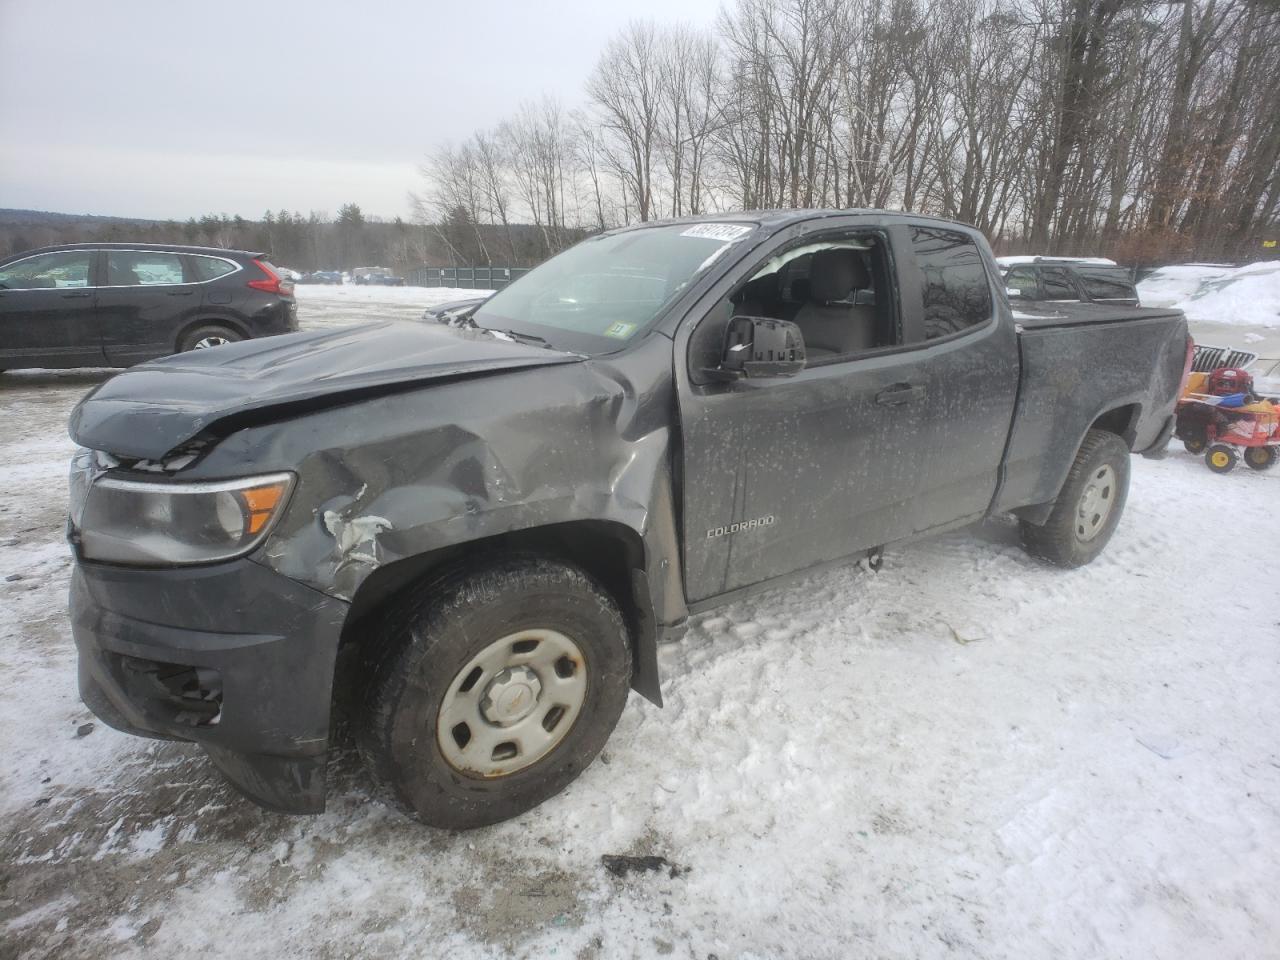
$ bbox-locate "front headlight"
[77,472,295,566]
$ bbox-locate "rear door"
[97,250,200,364]
[899,226,1020,531]
[0,250,102,368]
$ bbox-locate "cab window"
[711,231,899,367]
[0,251,93,290]
[1040,267,1078,300]
[1005,266,1039,299]
[910,227,992,339]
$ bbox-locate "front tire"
[1182,436,1206,455]
[355,556,632,829]
[1205,444,1238,474]
[1020,429,1131,568]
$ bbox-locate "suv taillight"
[247,259,293,297]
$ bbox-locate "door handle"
[875,383,926,406]
[62,291,92,299]
[167,290,195,297]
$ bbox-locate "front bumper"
[71,556,348,813]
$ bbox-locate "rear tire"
[1182,437,1206,455]
[1205,444,1238,474]
[355,555,632,829]
[179,324,243,352]
[1020,429,1131,568]
[1244,446,1275,471]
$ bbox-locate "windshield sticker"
[603,321,638,339]
[680,223,752,243]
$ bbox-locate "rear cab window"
[909,227,993,340]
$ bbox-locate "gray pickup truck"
[67,211,1189,828]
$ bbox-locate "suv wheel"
[356,556,632,829]
[1020,429,1131,568]
[180,324,243,352]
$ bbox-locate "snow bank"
[1139,261,1280,328]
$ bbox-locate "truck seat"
[791,249,877,358]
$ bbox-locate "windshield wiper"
[481,327,552,347]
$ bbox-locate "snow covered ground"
[2,286,1279,960]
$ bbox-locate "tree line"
[419,0,1280,265]
[0,204,556,272]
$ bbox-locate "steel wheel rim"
[193,335,231,349]
[436,628,588,778]
[1076,464,1116,542]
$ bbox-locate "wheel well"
[335,521,653,704]
[174,316,248,351]
[1089,403,1141,449]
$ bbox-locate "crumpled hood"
[68,320,583,460]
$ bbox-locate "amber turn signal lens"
[239,481,289,535]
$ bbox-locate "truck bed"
[993,302,1188,516]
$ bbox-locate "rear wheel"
[1244,446,1275,471]
[1182,437,1207,455]
[1020,429,1130,568]
[1205,444,1238,474]
[356,556,632,829]
[180,324,243,352]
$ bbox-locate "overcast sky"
[0,0,722,221]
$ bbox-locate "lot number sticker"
[680,223,752,242]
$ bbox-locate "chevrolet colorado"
[67,211,1189,828]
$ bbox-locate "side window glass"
[1005,267,1039,299]
[910,227,992,339]
[0,251,93,290]
[1041,268,1078,300]
[106,252,185,286]
[1078,269,1134,300]
[192,256,237,282]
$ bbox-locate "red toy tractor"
[1175,366,1279,473]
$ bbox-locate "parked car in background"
[351,267,405,286]
[997,256,1140,307]
[0,243,296,371]
[298,270,343,285]
[422,295,489,324]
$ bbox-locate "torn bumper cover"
[70,556,348,813]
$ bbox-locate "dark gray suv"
[0,242,297,371]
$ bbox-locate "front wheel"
[1205,444,1238,474]
[1182,436,1207,455]
[1020,429,1131,568]
[355,556,632,829]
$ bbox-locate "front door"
[97,250,198,364]
[677,225,932,603]
[0,250,102,368]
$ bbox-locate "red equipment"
[1174,366,1278,474]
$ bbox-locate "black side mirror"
[706,316,806,381]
